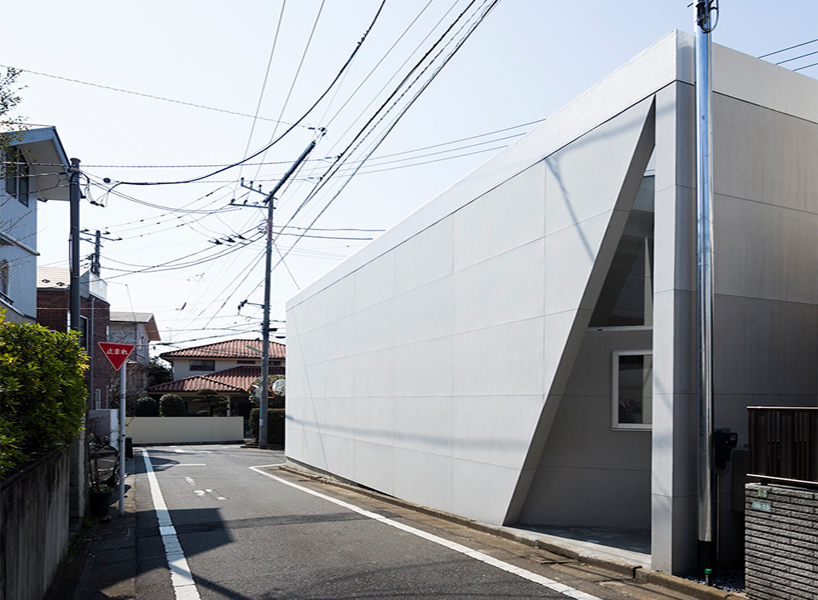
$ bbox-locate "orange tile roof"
[159,339,286,361]
[147,365,285,394]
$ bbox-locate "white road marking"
[184,477,196,486]
[205,489,227,500]
[142,450,201,600]
[168,464,208,467]
[194,489,226,501]
[249,465,603,600]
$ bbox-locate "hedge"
[249,408,285,444]
[135,396,159,416]
[0,321,88,478]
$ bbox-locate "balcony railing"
[748,407,818,486]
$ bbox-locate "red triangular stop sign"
[99,342,136,371]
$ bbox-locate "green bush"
[135,396,159,416]
[159,394,186,416]
[0,321,88,478]
[249,408,285,443]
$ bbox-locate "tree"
[1,68,26,159]
[147,357,173,387]
[196,389,228,416]
[159,394,186,417]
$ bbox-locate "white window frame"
[611,349,653,431]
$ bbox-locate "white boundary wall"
[127,417,244,445]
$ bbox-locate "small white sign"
[752,500,772,512]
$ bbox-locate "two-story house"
[1,127,71,323]
[148,338,285,419]
[108,311,161,393]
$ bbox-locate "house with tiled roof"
[109,311,161,366]
[147,338,286,418]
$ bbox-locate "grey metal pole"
[695,0,716,558]
[68,158,81,333]
[259,139,317,449]
[119,362,127,515]
[259,202,273,450]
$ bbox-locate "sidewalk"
[49,463,137,600]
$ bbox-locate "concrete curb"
[278,462,747,600]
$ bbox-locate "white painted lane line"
[249,465,603,600]
[142,450,202,600]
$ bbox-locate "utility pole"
[694,0,718,575]
[257,139,317,449]
[69,158,81,334]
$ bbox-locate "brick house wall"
[37,289,112,408]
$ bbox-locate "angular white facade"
[285,31,818,574]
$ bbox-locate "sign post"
[99,342,136,516]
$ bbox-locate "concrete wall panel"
[452,163,545,272]
[452,318,544,397]
[394,217,454,295]
[393,396,453,455]
[453,240,544,333]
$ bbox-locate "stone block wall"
[745,482,818,600]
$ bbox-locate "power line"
[266,0,502,296]
[0,63,299,126]
[106,0,387,189]
[794,61,818,72]
[775,49,818,65]
[250,0,326,184]
[284,0,487,230]
[758,38,818,59]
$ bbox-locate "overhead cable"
[105,0,387,188]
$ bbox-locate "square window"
[612,350,652,430]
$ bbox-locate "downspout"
[695,0,718,573]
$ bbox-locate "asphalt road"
[132,445,674,600]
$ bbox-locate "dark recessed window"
[4,147,30,206]
[612,351,652,430]
[190,359,215,371]
[0,260,9,298]
[237,360,256,365]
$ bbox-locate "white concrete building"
[284,31,818,575]
[1,128,71,323]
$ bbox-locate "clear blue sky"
[2,0,816,351]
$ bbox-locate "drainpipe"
[695,0,718,572]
